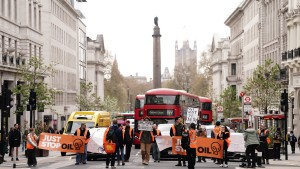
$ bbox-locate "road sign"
[217,106,223,112]
[244,96,251,104]
[240,92,245,97]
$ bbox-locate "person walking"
[139,116,154,165]
[9,124,21,161]
[186,123,197,169]
[273,127,282,161]
[257,125,270,164]
[212,121,221,164]
[74,123,90,165]
[123,120,133,162]
[116,124,125,166]
[218,126,230,168]
[170,117,186,166]
[196,125,206,163]
[288,131,297,154]
[244,125,259,168]
[103,119,118,169]
[26,128,38,167]
[152,124,161,162]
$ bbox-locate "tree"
[102,95,120,113]
[173,62,197,92]
[219,86,241,118]
[75,82,103,111]
[244,59,281,114]
[14,56,57,117]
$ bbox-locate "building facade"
[0,0,43,129]
[211,35,231,100]
[86,35,105,101]
[175,40,197,69]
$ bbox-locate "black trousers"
[221,148,228,165]
[186,147,196,169]
[290,142,296,153]
[259,141,269,162]
[106,152,116,166]
[246,144,258,167]
[177,154,186,165]
[125,143,132,160]
[273,143,281,159]
[27,148,37,166]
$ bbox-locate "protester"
[257,125,270,164]
[186,123,197,169]
[212,121,221,164]
[123,120,133,162]
[26,128,38,167]
[170,117,186,166]
[218,125,230,168]
[152,124,161,162]
[9,124,21,161]
[288,131,297,154]
[103,119,118,169]
[196,125,206,163]
[116,124,125,166]
[139,116,154,165]
[74,123,90,165]
[244,125,259,168]
[273,127,282,160]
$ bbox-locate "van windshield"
[65,121,95,134]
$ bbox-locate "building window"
[38,10,41,31]
[29,43,32,57]
[34,7,37,29]
[1,0,4,16]
[231,63,236,76]
[8,0,11,19]
[29,3,32,27]
[14,0,17,21]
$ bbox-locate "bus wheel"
[135,145,140,149]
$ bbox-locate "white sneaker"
[223,164,228,168]
[220,164,223,167]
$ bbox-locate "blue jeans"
[116,146,124,162]
[76,144,87,163]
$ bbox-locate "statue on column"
[154,16,158,26]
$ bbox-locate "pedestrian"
[212,121,221,164]
[170,117,186,166]
[196,125,206,163]
[103,119,118,169]
[139,116,154,165]
[152,124,161,162]
[9,124,21,161]
[288,131,297,154]
[22,129,28,152]
[116,124,125,166]
[123,120,133,162]
[186,123,197,169]
[257,125,270,164]
[74,123,90,165]
[0,127,9,162]
[26,128,38,167]
[218,125,230,168]
[244,125,260,168]
[273,127,282,160]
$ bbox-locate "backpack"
[106,126,117,143]
[292,135,297,142]
[181,130,190,150]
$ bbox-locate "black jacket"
[9,129,21,147]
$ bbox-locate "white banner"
[87,128,107,154]
[186,107,198,124]
[138,121,153,131]
[155,136,172,151]
[227,133,246,152]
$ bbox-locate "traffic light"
[280,89,288,112]
[29,89,36,110]
[6,89,14,109]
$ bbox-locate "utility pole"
[280,89,288,160]
[29,89,36,128]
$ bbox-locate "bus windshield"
[202,102,212,110]
[146,95,179,105]
[65,121,95,134]
[135,99,145,108]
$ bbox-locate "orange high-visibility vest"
[189,129,197,148]
[257,129,270,144]
[76,128,90,144]
[26,134,37,149]
[123,127,133,139]
[139,131,154,142]
[213,126,221,138]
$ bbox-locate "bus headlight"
[167,109,174,116]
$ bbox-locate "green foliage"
[13,56,57,113]
[75,82,103,111]
[102,95,120,112]
[244,59,281,113]
[220,86,241,118]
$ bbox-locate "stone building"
[175,40,197,70]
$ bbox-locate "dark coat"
[9,129,21,147]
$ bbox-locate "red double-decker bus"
[133,95,145,149]
[198,96,213,125]
[143,88,200,125]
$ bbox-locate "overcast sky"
[80,0,243,80]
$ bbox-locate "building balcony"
[282,49,300,68]
[226,75,237,82]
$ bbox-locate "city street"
[1,147,300,169]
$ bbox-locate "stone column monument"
[152,16,161,88]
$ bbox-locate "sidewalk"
[0,147,73,169]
